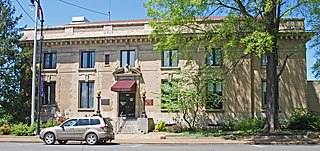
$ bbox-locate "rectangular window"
[121,50,135,67]
[162,50,178,67]
[262,81,267,108]
[206,49,222,66]
[105,54,110,65]
[81,51,95,68]
[80,82,94,108]
[206,82,223,109]
[44,53,57,69]
[261,54,267,67]
[43,82,55,105]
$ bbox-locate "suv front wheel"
[86,133,98,145]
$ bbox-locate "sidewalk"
[0,132,319,145]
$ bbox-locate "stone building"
[21,17,312,132]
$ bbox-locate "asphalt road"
[0,143,320,151]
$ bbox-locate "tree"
[145,0,312,133]
[305,1,320,78]
[161,65,223,130]
[0,0,31,123]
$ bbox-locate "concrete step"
[119,119,141,134]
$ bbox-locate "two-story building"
[21,16,312,132]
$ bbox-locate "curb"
[1,134,320,145]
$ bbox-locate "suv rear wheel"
[43,132,56,145]
[86,133,98,145]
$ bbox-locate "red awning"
[111,80,136,92]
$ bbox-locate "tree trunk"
[265,51,280,132]
[264,2,280,133]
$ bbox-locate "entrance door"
[119,93,135,117]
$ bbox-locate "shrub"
[155,120,166,131]
[238,117,265,132]
[166,124,182,133]
[42,119,60,128]
[219,117,265,133]
[0,114,13,126]
[11,123,35,136]
[287,108,320,131]
[0,124,11,135]
[219,118,240,131]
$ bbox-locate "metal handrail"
[115,112,125,133]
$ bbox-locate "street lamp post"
[141,89,147,118]
[30,0,38,126]
[30,0,44,135]
[96,89,101,117]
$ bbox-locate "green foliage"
[286,108,320,131]
[304,0,320,78]
[42,119,60,128]
[219,118,240,131]
[145,0,314,133]
[0,124,11,135]
[0,0,32,123]
[160,65,223,130]
[11,123,35,136]
[155,120,166,131]
[219,117,265,133]
[240,31,274,57]
[0,111,13,126]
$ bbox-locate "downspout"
[250,52,255,118]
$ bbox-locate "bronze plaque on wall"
[101,99,110,105]
[145,99,153,106]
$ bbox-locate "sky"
[11,0,318,80]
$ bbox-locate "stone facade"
[21,17,310,124]
[307,81,320,113]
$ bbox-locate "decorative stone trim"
[22,36,157,47]
[78,68,96,73]
[160,67,181,71]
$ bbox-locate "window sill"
[43,69,57,73]
[104,64,110,67]
[206,109,224,113]
[160,67,181,71]
[78,68,96,72]
[78,108,95,112]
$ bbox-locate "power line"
[16,0,35,23]
[58,0,109,16]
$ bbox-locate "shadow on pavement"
[47,142,120,146]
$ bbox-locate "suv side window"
[78,119,90,126]
[63,119,77,127]
[90,119,100,125]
